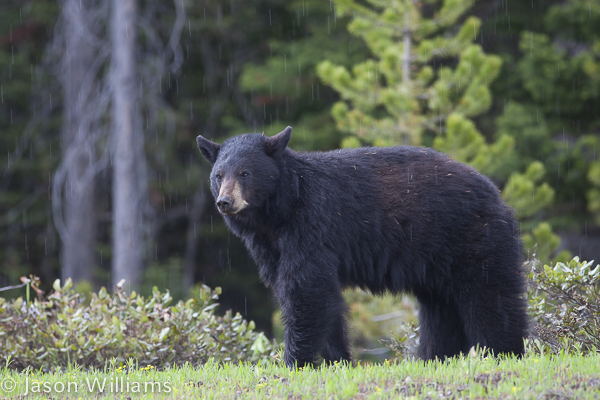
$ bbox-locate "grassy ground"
[1,351,599,399]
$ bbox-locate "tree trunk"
[110,0,145,289]
[59,0,97,284]
[184,190,206,294]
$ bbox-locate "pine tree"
[317,0,502,149]
[514,0,600,231]
[317,0,559,259]
[239,0,368,151]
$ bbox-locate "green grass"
[1,351,599,399]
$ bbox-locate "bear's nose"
[217,196,232,213]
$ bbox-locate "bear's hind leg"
[417,292,469,361]
[458,289,527,357]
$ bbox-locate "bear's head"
[196,126,292,216]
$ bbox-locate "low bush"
[0,278,278,371]
[3,255,598,371]
[527,256,600,354]
[343,289,418,361]
[382,256,600,359]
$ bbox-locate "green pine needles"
[317,0,501,148]
[317,0,563,259]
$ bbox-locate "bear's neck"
[258,150,302,229]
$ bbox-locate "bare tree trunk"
[184,190,206,294]
[110,0,145,289]
[59,0,98,284]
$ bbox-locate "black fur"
[196,126,529,368]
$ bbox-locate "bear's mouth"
[218,200,249,215]
[220,209,241,215]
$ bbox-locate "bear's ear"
[265,126,292,156]
[196,135,221,165]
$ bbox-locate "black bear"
[196,126,528,368]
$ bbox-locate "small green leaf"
[159,327,170,342]
[13,298,23,312]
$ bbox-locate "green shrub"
[527,256,600,355]
[343,289,418,361]
[382,256,600,359]
[0,278,278,371]
[377,320,419,361]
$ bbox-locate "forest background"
[1,0,599,358]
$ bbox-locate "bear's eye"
[215,173,222,181]
[241,171,250,178]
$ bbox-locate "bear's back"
[292,145,501,217]
[286,145,515,292]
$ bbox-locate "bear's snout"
[217,196,233,213]
[216,178,249,215]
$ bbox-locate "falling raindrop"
[227,248,230,273]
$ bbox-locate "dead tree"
[110,0,146,289]
[54,0,110,284]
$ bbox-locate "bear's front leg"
[275,273,349,369]
[320,311,352,365]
